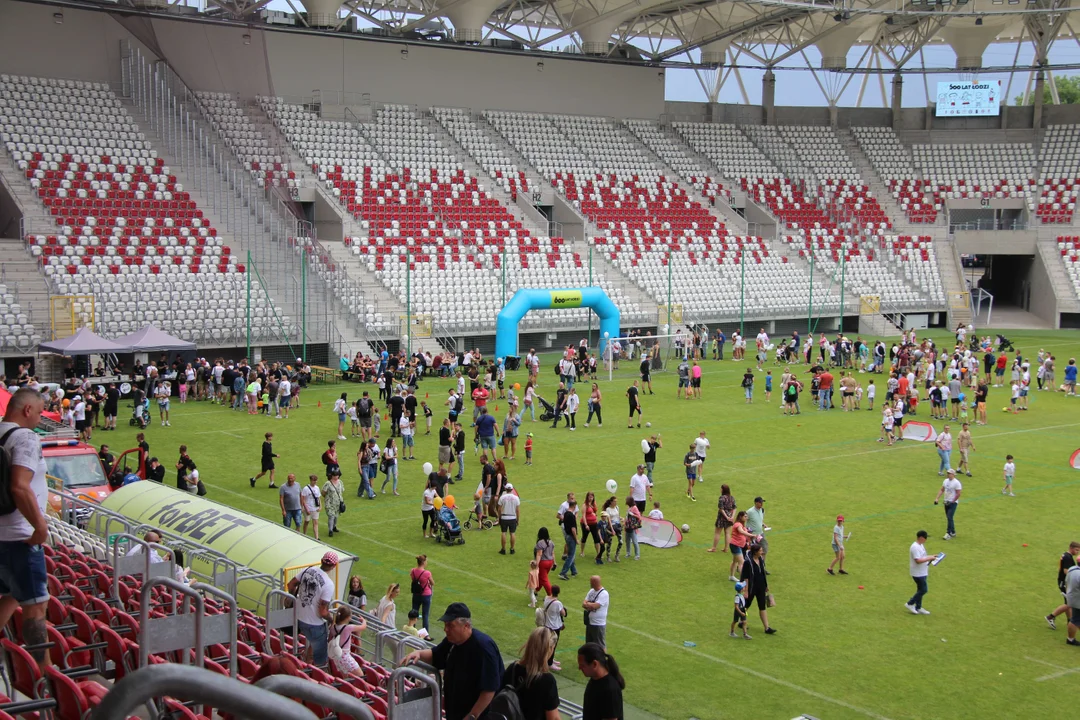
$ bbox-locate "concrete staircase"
[934,235,973,328]
[0,154,63,343]
[1036,233,1080,313]
[0,237,51,343]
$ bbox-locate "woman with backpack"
[499,627,560,720]
[409,554,434,633]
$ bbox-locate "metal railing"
[949,218,1029,232]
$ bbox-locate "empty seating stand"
[0,74,261,344]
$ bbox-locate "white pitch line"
[206,481,893,719]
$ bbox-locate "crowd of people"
[7,317,1079,719]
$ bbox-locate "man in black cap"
[403,602,503,720]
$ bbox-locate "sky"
[252,0,1080,108]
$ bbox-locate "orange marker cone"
[425,392,429,399]
[317,401,321,407]
[494,404,499,412]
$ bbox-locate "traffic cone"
[425,392,429,399]
[494,404,499,412]
[317,401,321,407]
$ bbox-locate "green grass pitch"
[101,328,1080,719]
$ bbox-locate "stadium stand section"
[0,75,302,344]
[670,121,941,309]
[621,119,727,204]
[851,126,939,223]
[1037,125,1080,224]
[261,98,647,332]
[192,91,296,190]
[480,111,838,319]
[1056,234,1080,299]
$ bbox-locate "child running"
[1002,454,1016,496]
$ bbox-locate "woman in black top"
[502,628,560,720]
[739,543,776,634]
[578,642,624,720]
[453,423,466,481]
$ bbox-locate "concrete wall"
[1030,249,1061,328]
[953,230,1036,255]
[0,0,664,117]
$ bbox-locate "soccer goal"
[604,332,689,382]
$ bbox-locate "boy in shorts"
[684,444,698,502]
[524,433,533,466]
[730,582,751,639]
[1002,454,1016,496]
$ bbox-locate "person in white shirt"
[827,515,848,575]
[933,469,963,540]
[582,575,610,649]
[1002,455,1016,497]
[301,474,322,541]
[287,552,338,665]
[693,431,711,482]
[905,530,935,614]
[399,413,416,460]
[647,502,664,520]
[564,388,580,430]
[629,466,652,513]
[0,390,50,672]
[497,484,521,555]
[277,378,291,419]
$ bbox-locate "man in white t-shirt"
[287,552,337,666]
[582,575,610,649]
[301,474,322,541]
[497,484,521,555]
[629,465,652,513]
[0,389,50,673]
[277,377,291,419]
[905,530,935,615]
[693,431,711,483]
[934,469,963,540]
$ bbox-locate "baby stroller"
[434,504,465,545]
[536,396,556,422]
[129,392,150,428]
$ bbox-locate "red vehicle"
[37,417,145,517]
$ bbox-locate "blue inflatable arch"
[495,288,620,360]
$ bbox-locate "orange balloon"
[444,494,456,509]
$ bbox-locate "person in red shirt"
[818,370,834,410]
[471,386,489,426]
[994,352,1008,387]
[897,373,909,400]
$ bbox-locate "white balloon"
[402,334,409,342]
[605,479,618,494]
[603,332,610,338]
[641,439,651,453]
[662,324,669,332]
[422,462,433,475]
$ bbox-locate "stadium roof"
[52,0,1080,71]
